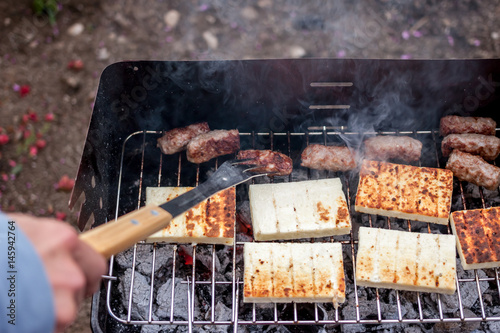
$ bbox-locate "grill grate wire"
[102,128,500,330]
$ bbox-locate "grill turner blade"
[79,160,266,258]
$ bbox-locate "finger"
[53,289,78,333]
[73,239,108,297]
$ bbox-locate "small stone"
[257,0,272,8]
[289,45,306,58]
[241,6,258,20]
[117,36,127,44]
[61,75,81,90]
[113,13,131,28]
[492,32,499,40]
[4,18,11,26]
[164,10,180,29]
[97,48,110,60]
[205,15,216,24]
[67,23,84,36]
[203,31,218,50]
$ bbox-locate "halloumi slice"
[355,160,453,225]
[244,242,345,306]
[145,187,235,245]
[355,227,456,295]
[450,207,500,270]
[249,178,351,241]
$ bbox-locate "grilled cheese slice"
[355,160,453,225]
[249,178,351,241]
[355,227,456,295]
[244,242,345,306]
[145,187,235,245]
[450,207,500,270]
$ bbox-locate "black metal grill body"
[69,59,500,333]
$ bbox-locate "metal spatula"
[79,160,266,258]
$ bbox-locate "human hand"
[10,214,107,333]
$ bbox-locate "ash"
[156,278,196,321]
[115,244,175,277]
[118,268,152,320]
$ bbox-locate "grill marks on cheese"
[355,227,456,295]
[249,179,351,241]
[450,207,500,270]
[145,187,235,244]
[244,242,345,305]
[355,160,453,224]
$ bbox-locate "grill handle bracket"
[79,204,172,258]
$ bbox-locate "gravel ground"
[1,0,500,332]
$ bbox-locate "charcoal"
[262,326,292,333]
[202,323,229,333]
[136,245,174,276]
[115,244,174,276]
[488,320,500,332]
[216,246,234,278]
[370,324,425,333]
[195,245,221,274]
[156,278,200,321]
[434,309,480,332]
[140,325,162,333]
[430,260,489,314]
[142,326,206,333]
[118,268,152,320]
[340,323,366,333]
[210,302,232,322]
[236,200,253,243]
[400,326,425,333]
[115,247,137,269]
[200,302,232,333]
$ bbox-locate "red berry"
[0,134,9,145]
[56,175,75,192]
[36,139,46,149]
[28,111,38,122]
[55,211,67,221]
[29,146,38,157]
[68,59,84,70]
[45,113,55,122]
[19,85,30,97]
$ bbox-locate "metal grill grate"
[103,128,500,331]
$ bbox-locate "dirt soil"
[1,0,500,332]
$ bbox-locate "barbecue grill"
[70,59,500,332]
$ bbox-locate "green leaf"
[10,164,23,175]
[32,0,45,15]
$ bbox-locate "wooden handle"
[79,204,173,259]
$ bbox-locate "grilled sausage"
[439,115,496,136]
[441,134,500,160]
[157,122,210,155]
[237,150,293,176]
[186,129,240,164]
[301,144,356,172]
[363,135,422,162]
[445,150,500,191]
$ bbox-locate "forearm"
[0,212,55,333]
